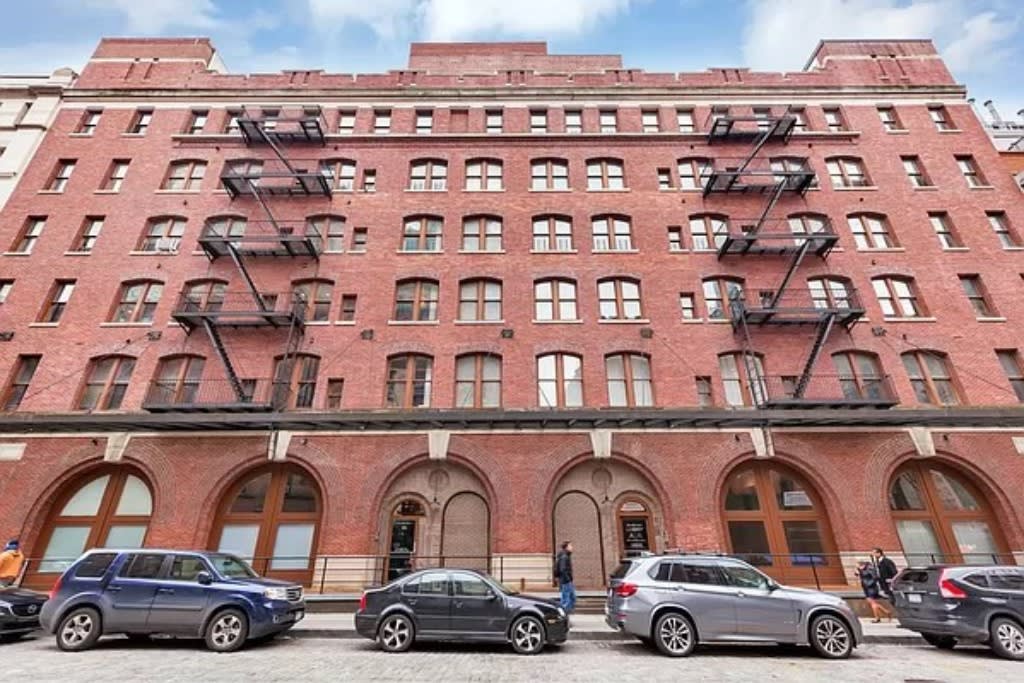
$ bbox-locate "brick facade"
[1,38,1023,590]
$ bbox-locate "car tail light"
[938,571,967,599]
[358,592,367,612]
[613,582,638,598]
[48,576,62,600]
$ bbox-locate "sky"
[1,0,1022,120]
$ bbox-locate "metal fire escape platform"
[170,291,306,334]
[707,114,797,145]
[198,221,323,260]
[238,109,327,146]
[730,288,865,329]
[717,218,838,258]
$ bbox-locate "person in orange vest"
[0,539,25,586]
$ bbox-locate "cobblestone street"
[3,634,1018,682]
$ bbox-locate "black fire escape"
[707,112,896,409]
[144,108,330,412]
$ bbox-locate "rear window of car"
[962,573,988,588]
[611,561,635,580]
[988,570,1024,591]
[118,553,166,579]
[899,570,931,584]
[674,564,720,585]
[73,552,118,579]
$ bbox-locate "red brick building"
[2,38,1024,591]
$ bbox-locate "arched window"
[718,351,765,407]
[461,215,502,252]
[162,159,206,190]
[78,355,136,410]
[592,215,632,251]
[211,464,321,582]
[458,279,502,321]
[901,350,960,405]
[182,279,227,312]
[305,214,345,252]
[832,351,888,401]
[537,352,583,408]
[455,353,501,408]
[150,354,205,405]
[586,158,625,190]
[110,279,163,323]
[825,156,869,188]
[385,354,434,408]
[848,213,896,249]
[678,157,712,190]
[465,158,502,190]
[788,212,830,247]
[532,215,573,252]
[319,158,357,191]
[292,279,333,322]
[204,214,247,239]
[703,277,744,319]
[221,159,263,190]
[890,462,1007,565]
[597,278,643,320]
[138,215,186,252]
[534,278,578,321]
[401,215,443,252]
[689,214,729,251]
[807,276,854,310]
[605,353,653,407]
[273,353,320,409]
[36,469,152,574]
[722,461,843,585]
[409,159,447,191]
[770,156,816,187]
[530,158,569,190]
[394,279,439,321]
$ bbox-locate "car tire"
[653,612,696,658]
[56,606,102,652]
[510,615,546,655]
[921,633,957,650]
[378,613,414,653]
[204,608,249,653]
[989,617,1024,661]
[809,613,853,659]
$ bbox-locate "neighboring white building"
[0,68,75,209]
[971,100,1024,191]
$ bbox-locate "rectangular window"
[374,110,391,134]
[667,226,684,251]
[185,109,208,134]
[877,106,903,132]
[223,109,242,133]
[102,159,130,191]
[162,160,206,191]
[0,280,12,305]
[40,280,76,323]
[352,227,368,251]
[959,275,996,318]
[901,156,930,188]
[676,109,695,133]
[485,109,503,133]
[679,293,696,319]
[996,350,1024,402]
[128,109,152,135]
[340,295,357,322]
[823,107,846,132]
[74,217,104,252]
[564,110,582,134]
[929,212,961,249]
[47,160,76,191]
[752,107,772,130]
[362,169,376,192]
[873,278,922,317]
[929,105,954,131]
[848,215,895,249]
[956,155,985,187]
[599,109,617,133]
[530,109,548,134]
[657,168,672,190]
[2,355,41,411]
[827,158,869,188]
[696,376,713,407]
[325,379,344,409]
[789,107,808,131]
[987,212,1020,248]
[77,110,101,135]
[337,109,356,134]
[11,217,45,253]
[415,109,433,134]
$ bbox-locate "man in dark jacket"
[554,541,576,612]
[873,547,898,598]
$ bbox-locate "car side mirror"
[766,581,779,592]
[196,571,213,586]
[486,590,499,601]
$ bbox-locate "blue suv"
[39,549,305,652]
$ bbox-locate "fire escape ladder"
[768,238,812,308]
[201,318,247,402]
[750,178,789,236]
[793,313,836,399]
[734,124,775,175]
[226,243,267,312]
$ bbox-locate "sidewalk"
[290,613,922,645]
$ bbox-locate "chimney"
[983,100,1003,125]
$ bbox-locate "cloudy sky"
[2,0,1022,119]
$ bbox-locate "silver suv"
[605,554,861,658]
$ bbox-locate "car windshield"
[207,554,258,579]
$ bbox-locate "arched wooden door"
[441,492,490,572]
[210,464,321,585]
[890,461,1009,565]
[553,491,604,588]
[722,461,844,586]
[27,468,152,589]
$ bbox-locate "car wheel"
[204,608,249,653]
[378,614,414,653]
[989,617,1024,661]
[510,615,545,655]
[56,607,102,652]
[653,612,696,658]
[921,633,957,650]
[809,614,853,659]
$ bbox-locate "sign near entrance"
[621,518,650,557]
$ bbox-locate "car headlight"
[0,602,11,616]
[263,587,289,601]
[556,607,566,618]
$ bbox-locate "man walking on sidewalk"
[873,547,898,599]
[555,541,576,613]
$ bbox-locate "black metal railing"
[750,374,899,409]
[704,157,817,195]
[171,290,307,330]
[705,114,797,143]
[221,158,332,198]
[717,217,838,257]
[142,378,289,412]
[198,220,323,259]
[238,109,327,145]
[730,287,864,326]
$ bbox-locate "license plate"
[907,593,922,604]
[294,610,305,621]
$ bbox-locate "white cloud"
[0,40,95,74]
[307,0,422,40]
[741,0,1019,75]
[80,0,224,33]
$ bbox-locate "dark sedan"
[1,587,48,642]
[355,569,568,654]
